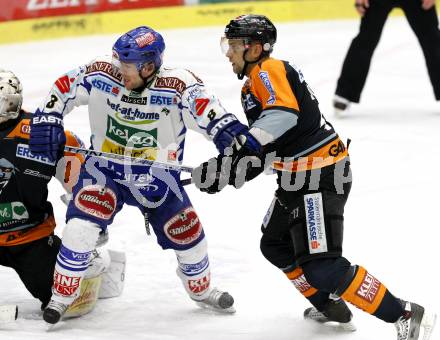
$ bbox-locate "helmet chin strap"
[133,66,157,92]
[237,48,265,80]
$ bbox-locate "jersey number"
[46,95,59,109]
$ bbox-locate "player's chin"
[124,81,134,90]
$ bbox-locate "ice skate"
[333,95,351,117]
[194,287,235,313]
[304,296,356,332]
[43,299,69,325]
[395,301,436,340]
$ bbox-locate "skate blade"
[195,301,236,314]
[45,322,56,331]
[420,311,437,340]
[304,318,356,332]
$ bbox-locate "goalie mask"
[0,69,23,123]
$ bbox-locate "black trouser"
[336,0,440,102]
[260,161,352,310]
[0,235,61,307]
[260,160,352,264]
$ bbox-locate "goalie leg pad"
[175,238,211,300]
[64,275,102,319]
[98,249,126,299]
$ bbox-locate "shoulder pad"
[84,55,123,83]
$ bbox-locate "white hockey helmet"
[0,69,23,123]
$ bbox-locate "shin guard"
[52,218,100,305]
[285,267,318,298]
[175,238,211,301]
[338,265,388,315]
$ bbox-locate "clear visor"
[0,94,21,119]
[111,56,122,70]
[112,57,139,73]
[220,36,248,55]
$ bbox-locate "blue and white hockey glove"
[207,114,261,154]
[29,109,66,162]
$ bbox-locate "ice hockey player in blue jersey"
[27,26,258,324]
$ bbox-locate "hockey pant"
[0,234,61,307]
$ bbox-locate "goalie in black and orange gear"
[193,15,436,340]
[0,69,86,309]
[0,70,126,323]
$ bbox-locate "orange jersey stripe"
[248,58,299,111]
[6,118,31,139]
[273,138,348,172]
[0,215,56,246]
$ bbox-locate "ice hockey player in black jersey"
[193,15,437,340]
[0,69,125,323]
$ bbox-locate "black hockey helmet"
[224,14,277,53]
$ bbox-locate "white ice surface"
[0,17,439,340]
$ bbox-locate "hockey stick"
[64,146,194,174]
[64,146,193,186]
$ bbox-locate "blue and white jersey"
[39,55,230,164]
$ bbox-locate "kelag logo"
[106,116,157,149]
[92,78,120,97]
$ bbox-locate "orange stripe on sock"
[341,266,387,314]
[285,267,318,298]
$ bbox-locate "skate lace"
[46,300,68,315]
[395,315,410,340]
[304,307,327,321]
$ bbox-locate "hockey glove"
[193,135,264,194]
[29,109,66,163]
[192,155,230,194]
[207,114,260,154]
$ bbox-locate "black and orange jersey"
[0,110,84,246]
[242,58,347,172]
